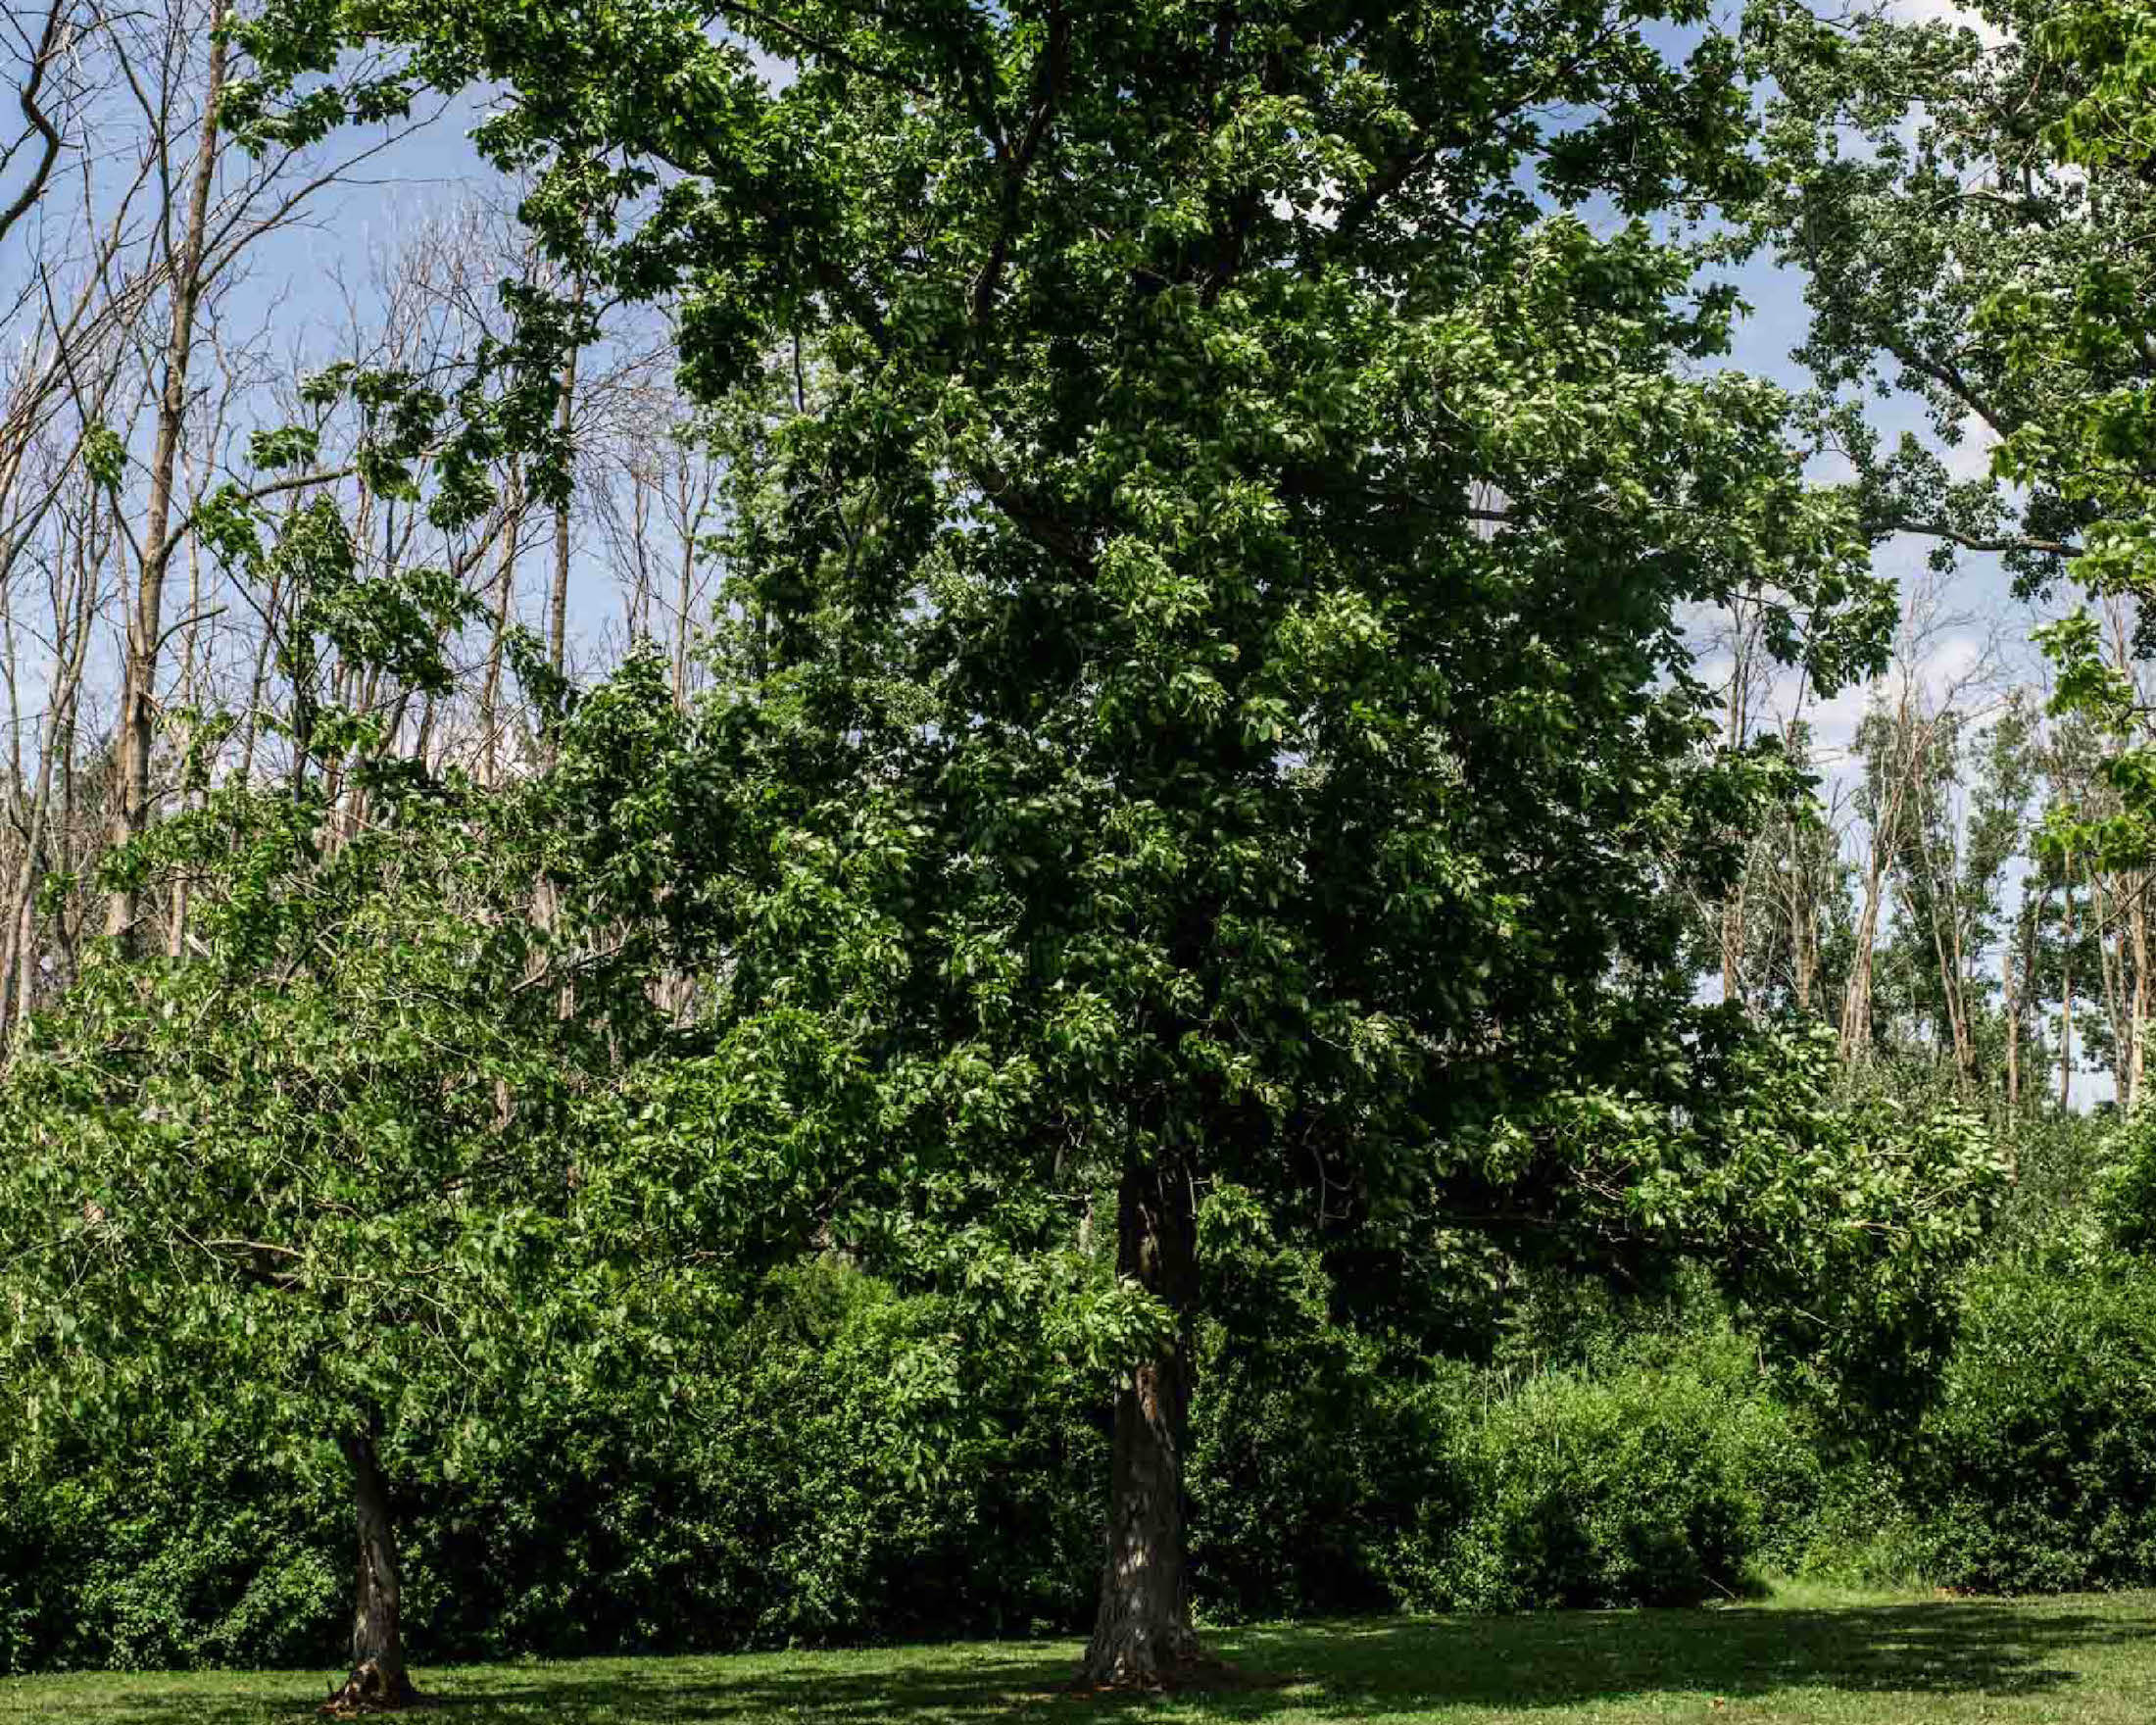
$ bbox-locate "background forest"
[2,0,2155,1700]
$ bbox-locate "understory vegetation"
[8,1102,2153,1674]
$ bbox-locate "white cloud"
[1942,423,1999,483]
[1886,0,2010,49]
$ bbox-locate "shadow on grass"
[56,1601,2156,1723]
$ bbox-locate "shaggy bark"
[324,1429,421,1714]
[1080,1158,1202,1689]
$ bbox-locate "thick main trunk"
[1081,1160,1202,1690]
[325,1430,420,1714]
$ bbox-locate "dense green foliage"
[0,1263,1102,1675]
[1402,1338,1824,1614]
[0,1293,1809,1674]
[1914,1259,2156,1594]
[12,1086,2156,1678]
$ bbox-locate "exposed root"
[1070,1645,1280,1696]
[320,1659,427,1716]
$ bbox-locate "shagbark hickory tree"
[218,0,2003,1690]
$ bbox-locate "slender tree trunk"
[326,1428,419,1713]
[2010,886,2048,1115]
[166,494,206,960]
[1926,901,1969,1082]
[2062,864,2078,1112]
[481,466,523,786]
[2131,878,2149,1113]
[1719,635,1749,1010]
[1720,889,1746,1013]
[2004,933,2021,1112]
[2094,873,2129,1101]
[1081,1158,1202,1690]
[1840,854,1886,1062]
[549,341,577,680]
[107,8,227,948]
[1790,840,1816,1016]
[674,493,695,712]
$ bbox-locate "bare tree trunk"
[106,7,227,947]
[1841,714,1920,1063]
[166,467,208,959]
[674,520,695,712]
[2011,885,2048,1115]
[1840,853,1886,1063]
[481,466,523,786]
[1927,905,1969,1082]
[2131,878,2149,1113]
[2092,872,2129,1102]
[326,1428,419,1714]
[1790,852,1816,1016]
[1721,887,1746,1014]
[2004,930,2021,1112]
[2062,864,2078,1112]
[1081,1158,1203,1690]
[1719,628,1751,1010]
[549,342,577,680]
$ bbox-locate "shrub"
[1910,1258,2156,1594]
[0,1435,343,1675]
[1,1261,1105,1673]
[1189,1312,1467,1622]
[1388,1334,1825,1612]
[1776,1463,1933,1592]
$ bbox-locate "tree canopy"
[0,0,2023,1700]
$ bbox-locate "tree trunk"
[1080,1159,1203,1690]
[107,8,227,948]
[673,485,696,713]
[548,334,578,681]
[2011,886,2049,1116]
[2062,865,2078,1112]
[2131,877,2148,1113]
[2004,933,2021,1113]
[481,465,523,787]
[1839,853,1886,1063]
[325,1429,420,1714]
[1789,837,1816,1016]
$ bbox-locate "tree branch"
[0,0,69,248]
[1889,518,2080,558]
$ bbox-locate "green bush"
[1775,1463,1933,1592]
[394,1259,1105,1656]
[1387,1335,1825,1612]
[1,1262,1105,1674]
[0,1435,344,1675]
[1910,1258,2156,1594]
[60,1253,2156,1675]
[1189,1314,1467,1622]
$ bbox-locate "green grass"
[7,1593,2156,1724]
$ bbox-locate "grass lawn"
[6,1591,2156,1724]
